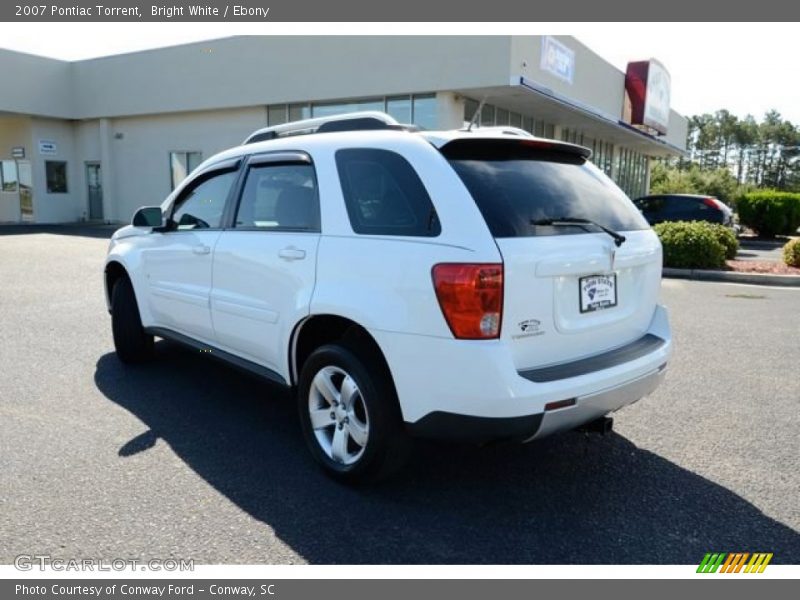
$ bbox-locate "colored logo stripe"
[721,553,749,573]
[697,552,773,573]
[744,553,773,573]
[697,553,726,573]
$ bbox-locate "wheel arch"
[104,260,130,311]
[289,314,394,392]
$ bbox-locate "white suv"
[104,112,672,482]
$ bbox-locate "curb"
[663,268,800,288]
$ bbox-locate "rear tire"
[297,342,411,484]
[111,277,154,364]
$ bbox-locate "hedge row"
[653,221,738,269]
[736,191,800,238]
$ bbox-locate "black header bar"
[2,1,800,21]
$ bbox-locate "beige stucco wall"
[99,106,268,222]
[28,118,82,223]
[0,51,72,119]
[68,36,514,120]
[0,36,690,223]
[511,36,627,121]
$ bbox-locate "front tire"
[297,342,410,483]
[111,277,154,364]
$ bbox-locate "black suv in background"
[634,194,735,230]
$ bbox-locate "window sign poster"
[38,140,57,155]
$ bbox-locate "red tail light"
[432,263,503,339]
[703,197,721,210]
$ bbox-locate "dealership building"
[0,35,687,224]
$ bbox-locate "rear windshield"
[443,139,649,238]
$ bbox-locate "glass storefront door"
[17,160,33,222]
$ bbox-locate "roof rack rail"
[244,111,418,144]
[460,125,535,138]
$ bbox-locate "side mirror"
[132,206,164,228]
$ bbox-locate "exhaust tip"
[577,416,614,435]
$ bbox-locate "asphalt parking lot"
[736,237,787,262]
[0,226,798,565]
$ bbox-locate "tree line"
[653,109,800,202]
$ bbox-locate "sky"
[0,22,798,124]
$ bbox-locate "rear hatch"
[441,138,662,371]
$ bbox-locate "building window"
[169,151,203,190]
[464,98,480,126]
[267,94,438,130]
[386,96,412,124]
[45,161,68,193]
[612,147,648,198]
[591,140,614,177]
[312,98,385,119]
[335,148,440,237]
[411,94,437,130]
[462,97,562,139]
[268,105,288,126]
[480,103,495,127]
[1,160,18,192]
[288,103,311,122]
[522,117,534,134]
[495,108,510,126]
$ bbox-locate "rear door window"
[442,139,648,238]
[690,198,723,223]
[658,197,679,218]
[662,196,695,220]
[635,197,664,219]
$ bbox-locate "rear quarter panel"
[306,133,502,336]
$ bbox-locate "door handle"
[192,244,211,255]
[278,247,306,261]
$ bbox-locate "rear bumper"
[373,304,672,443]
[407,363,666,443]
[527,362,666,441]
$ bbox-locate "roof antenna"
[466,97,488,132]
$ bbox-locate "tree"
[662,109,800,195]
[650,162,739,204]
[732,115,757,184]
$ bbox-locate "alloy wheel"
[308,366,370,465]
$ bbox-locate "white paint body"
[105,127,672,433]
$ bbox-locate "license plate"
[579,274,617,313]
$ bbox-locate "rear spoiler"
[439,137,592,160]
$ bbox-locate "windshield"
[443,140,649,238]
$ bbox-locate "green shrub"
[784,238,800,268]
[730,185,756,212]
[710,224,739,260]
[649,163,740,205]
[737,191,800,238]
[653,221,727,269]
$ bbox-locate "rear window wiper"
[530,217,626,247]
